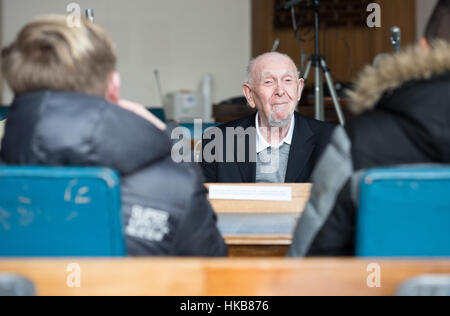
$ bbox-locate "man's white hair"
[245,52,301,84]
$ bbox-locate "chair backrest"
[0,167,126,257]
[356,165,450,257]
[0,106,9,121]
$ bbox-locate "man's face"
[244,54,303,128]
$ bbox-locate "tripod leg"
[303,59,312,82]
[320,58,346,126]
[315,63,325,121]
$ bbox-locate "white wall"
[1,0,251,107]
[416,0,438,41]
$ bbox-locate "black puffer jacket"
[289,41,450,256]
[0,90,227,257]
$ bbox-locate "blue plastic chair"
[356,166,450,257]
[0,106,9,121]
[0,167,126,257]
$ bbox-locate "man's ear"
[297,78,304,101]
[420,37,430,51]
[243,84,256,109]
[105,71,121,104]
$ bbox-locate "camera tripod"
[285,0,345,125]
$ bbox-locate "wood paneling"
[252,0,416,84]
[1,259,449,296]
[228,244,289,257]
[226,235,291,257]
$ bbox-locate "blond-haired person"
[0,15,227,256]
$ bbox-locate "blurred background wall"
[416,0,438,41]
[0,0,443,141]
[0,0,251,107]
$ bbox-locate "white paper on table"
[209,185,292,201]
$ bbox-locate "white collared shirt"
[255,112,295,153]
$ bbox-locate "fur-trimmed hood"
[348,40,450,114]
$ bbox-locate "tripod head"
[281,0,307,11]
[280,0,345,125]
[282,0,321,55]
[280,0,319,11]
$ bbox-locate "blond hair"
[1,14,116,97]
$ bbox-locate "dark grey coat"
[289,42,450,257]
[0,90,227,257]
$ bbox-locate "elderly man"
[201,52,335,183]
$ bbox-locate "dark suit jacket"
[200,112,335,183]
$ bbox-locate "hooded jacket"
[0,90,227,257]
[289,41,450,256]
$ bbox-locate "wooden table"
[1,258,449,296]
[206,183,312,257]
